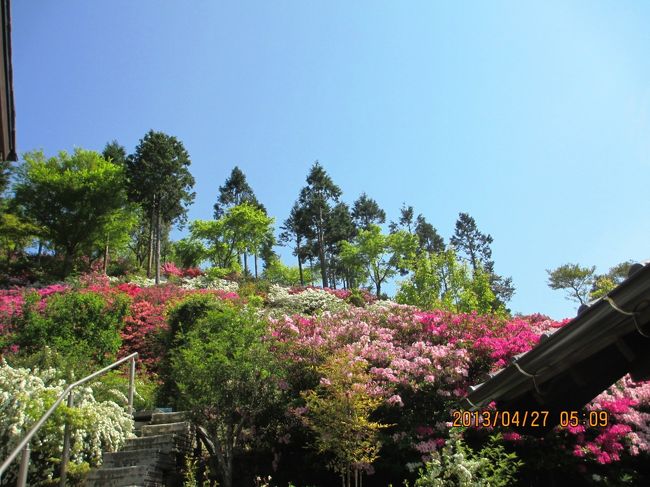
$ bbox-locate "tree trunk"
[37,240,43,266]
[254,253,258,279]
[147,203,155,277]
[155,207,161,285]
[297,239,304,286]
[375,280,381,298]
[62,246,74,278]
[318,207,328,287]
[243,251,249,276]
[103,235,110,274]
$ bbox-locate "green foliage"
[158,293,229,407]
[297,161,343,287]
[301,352,389,486]
[408,429,521,487]
[547,263,597,306]
[14,291,128,368]
[171,304,284,487]
[191,203,274,269]
[213,165,260,218]
[0,361,133,486]
[170,238,206,268]
[340,225,417,296]
[397,248,500,314]
[589,261,633,300]
[263,258,314,286]
[450,212,514,305]
[351,192,386,230]
[13,149,130,276]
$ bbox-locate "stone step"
[84,464,164,487]
[122,434,178,453]
[102,448,174,470]
[141,421,191,437]
[150,411,188,425]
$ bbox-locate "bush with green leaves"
[408,429,522,487]
[15,290,128,368]
[0,360,133,486]
[171,304,285,487]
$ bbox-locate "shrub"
[408,429,521,487]
[0,360,133,486]
[266,285,348,314]
[171,304,285,487]
[14,291,128,367]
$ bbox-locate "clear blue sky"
[11,1,650,319]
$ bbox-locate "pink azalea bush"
[2,277,650,482]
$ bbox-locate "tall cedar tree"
[325,202,356,288]
[450,212,514,305]
[126,131,195,283]
[297,162,342,288]
[102,140,127,166]
[390,204,444,276]
[279,202,309,286]
[351,193,386,230]
[214,166,267,275]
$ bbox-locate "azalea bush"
[266,284,348,314]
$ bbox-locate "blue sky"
[11,1,650,319]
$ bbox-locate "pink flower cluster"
[161,262,204,278]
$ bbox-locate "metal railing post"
[59,392,74,487]
[128,356,135,415]
[16,443,30,487]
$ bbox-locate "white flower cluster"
[0,361,133,484]
[266,285,348,314]
[126,275,161,287]
[180,275,239,292]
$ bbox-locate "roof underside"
[460,262,650,436]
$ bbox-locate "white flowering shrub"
[408,430,521,487]
[180,275,239,292]
[266,285,348,314]
[0,361,133,485]
[126,275,160,287]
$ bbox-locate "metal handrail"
[0,352,138,486]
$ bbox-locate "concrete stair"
[84,411,192,487]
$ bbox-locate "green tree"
[169,238,206,268]
[102,140,127,166]
[326,202,357,288]
[213,166,256,218]
[546,263,596,306]
[590,260,633,300]
[415,214,445,253]
[171,304,284,487]
[190,203,273,272]
[451,212,514,306]
[280,202,311,286]
[13,149,129,277]
[351,193,386,230]
[262,257,314,286]
[298,161,342,287]
[389,203,416,234]
[340,224,416,297]
[214,166,268,274]
[302,352,389,487]
[126,131,195,283]
[397,248,499,314]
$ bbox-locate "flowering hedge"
[2,275,650,484]
[0,361,133,485]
